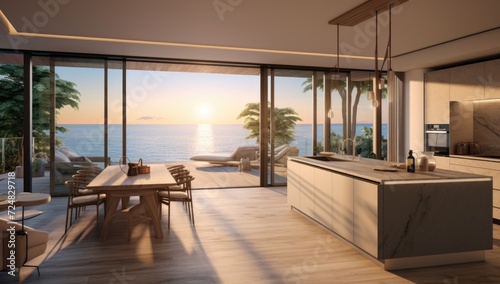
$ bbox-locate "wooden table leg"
[100,196,121,241]
[142,194,163,239]
[121,196,130,209]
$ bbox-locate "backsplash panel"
[473,99,500,156]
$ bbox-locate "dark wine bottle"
[406,150,415,173]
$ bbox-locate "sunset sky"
[56,66,383,125]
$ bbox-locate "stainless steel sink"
[304,155,351,162]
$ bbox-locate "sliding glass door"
[125,62,261,188]
[0,50,393,194]
[268,69,315,185]
[49,57,106,195]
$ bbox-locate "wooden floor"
[3,186,500,283]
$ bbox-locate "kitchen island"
[287,156,493,270]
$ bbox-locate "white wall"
[403,69,429,154]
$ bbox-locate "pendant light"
[333,23,341,80]
[372,11,379,108]
[327,109,334,118]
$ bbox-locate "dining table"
[86,164,176,241]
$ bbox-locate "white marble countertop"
[289,156,492,185]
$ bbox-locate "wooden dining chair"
[76,168,102,178]
[167,164,186,175]
[71,173,95,185]
[158,174,195,229]
[64,180,106,233]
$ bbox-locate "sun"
[196,104,213,121]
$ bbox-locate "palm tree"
[0,64,80,171]
[236,102,302,146]
[302,75,370,141]
[302,74,385,152]
[355,126,387,159]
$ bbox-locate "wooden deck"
[2,186,500,283]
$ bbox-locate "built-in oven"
[425,124,449,156]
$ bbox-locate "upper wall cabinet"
[425,69,450,124]
[425,58,500,126]
[450,62,485,101]
[485,58,500,99]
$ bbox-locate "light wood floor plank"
[2,187,500,283]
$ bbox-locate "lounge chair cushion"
[273,144,288,155]
[190,154,234,162]
[274,146,299,166]
[190,146,259,162]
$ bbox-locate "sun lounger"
[190,146,259,164]
[190,145,299,167]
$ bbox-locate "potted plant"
[32,157,45,177]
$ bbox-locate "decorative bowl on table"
[138,165,150,174]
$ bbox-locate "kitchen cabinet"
[425,69,450,124]
[331,172,353,242]
[449,157,500,219]
[434,156,450,170]
[287,157,492,270]
[485,58,500,99]
[314,167,333,231]
[298,163,315,217]
[287,160,300,208]
[450,62,485,101]
[353,179,379,257]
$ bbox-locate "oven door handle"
[426,130,448,134]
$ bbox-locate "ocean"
[56,124,387,164]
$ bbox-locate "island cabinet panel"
[382,181,492,260]
[331,173,354,242]
[287,161,301,208]
[287,156,492,270]
[353,180,379,258]
[298,163,315,217]
[314,168,333,231]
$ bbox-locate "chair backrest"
[176,175,195,190]
[64,180,89,198]
[172,169,190,181]
[167,165,185,173]
[77,169,101,176]
[71,173,94,184]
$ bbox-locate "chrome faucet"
[341,138,356,160]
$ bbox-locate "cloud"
[137,115,163,121]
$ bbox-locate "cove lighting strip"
[0,10,379,61]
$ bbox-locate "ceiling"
[1,0,500,72]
